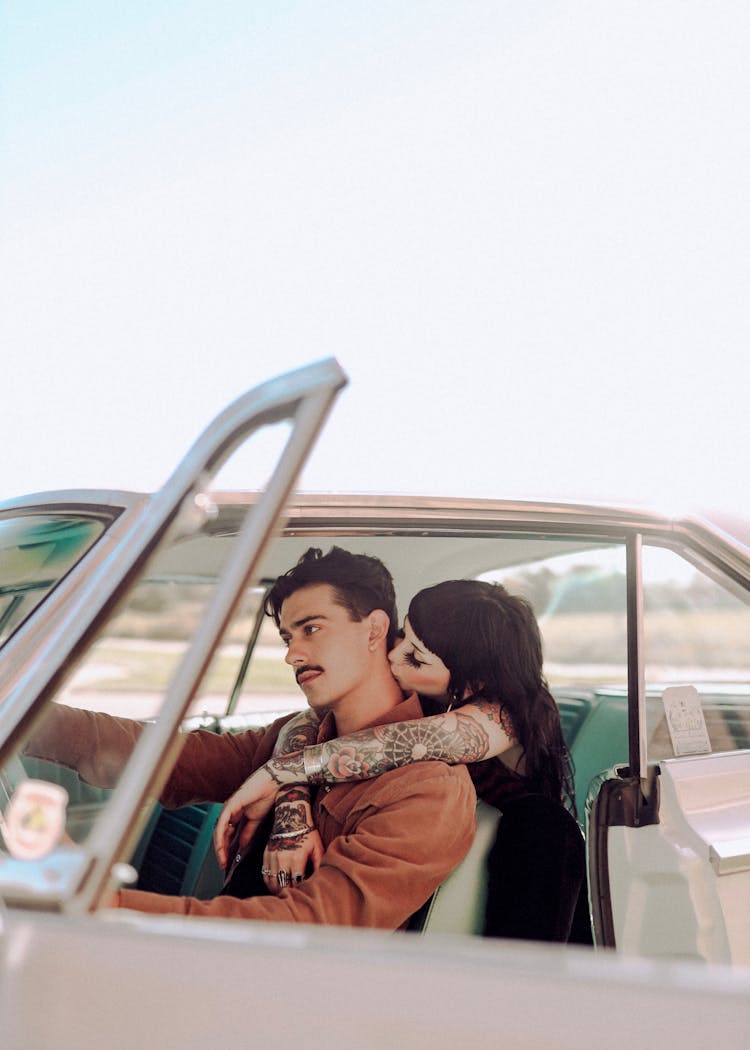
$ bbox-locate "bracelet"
[302,743,327,785]
[271,826,313,840]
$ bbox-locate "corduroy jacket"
[31,695,476,929]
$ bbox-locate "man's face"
[278,584,374,712]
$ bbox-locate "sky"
[2,2,749,523]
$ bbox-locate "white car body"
[1,360,749,1048]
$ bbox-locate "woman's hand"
[261,788,323,894]
[213,765,279,870]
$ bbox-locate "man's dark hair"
[265,546,398,648]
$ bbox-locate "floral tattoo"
[474,698,516,743]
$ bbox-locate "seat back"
[419,795,590,943]
[417,800,502,935]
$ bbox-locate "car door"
[586,524,750,965]
[0,358,346,915]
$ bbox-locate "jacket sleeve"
[116,765,477,929]
[159,716,288,808]
[24,705,145,788]
[25,703,291,809]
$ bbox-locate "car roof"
[11,488,744,615]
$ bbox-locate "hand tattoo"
[267,799,314,854]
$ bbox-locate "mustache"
[295,665,323,684]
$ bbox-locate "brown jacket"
[32,697,476,929]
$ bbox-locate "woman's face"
[388,617,451,699]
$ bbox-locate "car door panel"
[586,530,750,962]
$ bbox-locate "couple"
[30,545,573,931]
[214,550,574,901]
[116,545,575,930]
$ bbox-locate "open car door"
[0,357,347,913]
[586,529,750,965]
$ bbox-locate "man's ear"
[367,610,390,650]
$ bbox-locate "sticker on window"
[0,780,69,860]
[662,685,711,757]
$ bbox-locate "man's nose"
[284,639,306,666]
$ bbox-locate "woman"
[215,579,574,895]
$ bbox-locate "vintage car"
[1,359,749,1048]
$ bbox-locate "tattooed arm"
[297,700,516,784]
[214,701,514,865]
[263,711,324,893]
[273,708,321,753]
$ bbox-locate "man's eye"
[304,624,320,635]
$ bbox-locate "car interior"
[6,499,749,956]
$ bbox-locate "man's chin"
[305,697,332,717]
[299,682,330,710]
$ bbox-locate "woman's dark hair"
[265,546,399,649]
[408,579,575,812]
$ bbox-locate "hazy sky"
[2,2,749,522]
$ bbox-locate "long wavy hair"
[407,579,575,812]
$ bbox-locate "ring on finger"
[277,870,290,889]
[261,867,272,878]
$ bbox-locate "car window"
[480,543,628,692]
[47,574,264,722]
[478,541,629,808]
[229,537,634,744]
[642,544,750,760]
[0,514,106,647]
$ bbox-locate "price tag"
[662,685,711,757]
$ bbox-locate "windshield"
[0,513,106,647]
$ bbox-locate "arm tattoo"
[276,785,311,805]
[266,750,305,785]
[472,698,517,742]
[313,710,492,783]
[273,709,320,756]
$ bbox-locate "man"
[31,547,476,928]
